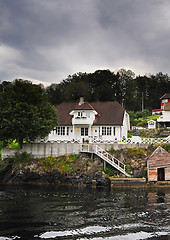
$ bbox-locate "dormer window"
[75,111,87,118]
[82,111,87,118]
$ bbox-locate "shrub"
[108,148,116,154]
[126,147,146,158]
[7,140,20,149]
[42,154,79,174]
[13,152,33,164]
[103,167,117,177]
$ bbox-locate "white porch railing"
[80,144,131,177]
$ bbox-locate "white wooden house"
[48,99,130,143]
[157,102,170,128]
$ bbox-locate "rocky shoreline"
[1,164,170,188]
[1,148,169,188]
[0,163,111,187]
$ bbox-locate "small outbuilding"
[148,120,156,129]
[147,146,170,182]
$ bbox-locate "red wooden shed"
[147,146,170,182]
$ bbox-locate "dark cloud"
[0,0,170,85]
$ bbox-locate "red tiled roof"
[160,93,170,100]
[56,101,125,126]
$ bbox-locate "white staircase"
[80,144,131,177]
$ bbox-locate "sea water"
[0,184,170,240]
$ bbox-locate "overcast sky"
[0,0,170,86]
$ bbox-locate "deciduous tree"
[0,79,57,146]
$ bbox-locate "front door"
[81,127,88,136]
[158,168,165,181]
[81,127,88,142]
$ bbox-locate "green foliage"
[129,128,169,138]
[45,70,170,111]
[136,115,160,127]
[0,79,57,146]
[0,141,4,160]
[129,110,153,126]
[108,148,116,154]
[103,167,117,177]
[6,140,20,149]
[127,132,133,138]
[153,143,170,153]
[42,154,79,174]
[161,143,170,153]
[0,152,33,171]
[126,147,147,158]
[13,152,33,164]
[125,165,132,174]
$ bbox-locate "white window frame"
[56,127,65,135]
[81,127,88,136]
[102,126,112,136]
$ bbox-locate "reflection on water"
[0,184,170,239]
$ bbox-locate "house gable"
[148,146,170,168]
[148,146,170,182]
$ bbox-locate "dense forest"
[1,69,170,111]
[45,69,170,111]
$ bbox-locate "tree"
[63,80,91,102]
[46,83,64,105]
[0,79,57,146]
[116,69,136,109]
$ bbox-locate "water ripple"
[38,226,111,238]
[78,231,170,240]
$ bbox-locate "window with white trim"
[113,127,115,136]
[107,127,112,135]
[102,127,106,135]
[67,127,69,135]
[102,127,112,136]
[81,127,88,136]
[56,127,65,135]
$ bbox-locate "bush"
[108,148,116,154]
[6,140,20,149]
[103,167,117,177]
[126,147,146,158]
[13,152,33,164]
[42,154,79,174]
[129,110,160,127]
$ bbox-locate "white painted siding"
[47,109,130,143]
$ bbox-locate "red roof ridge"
[87,102,100,115]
